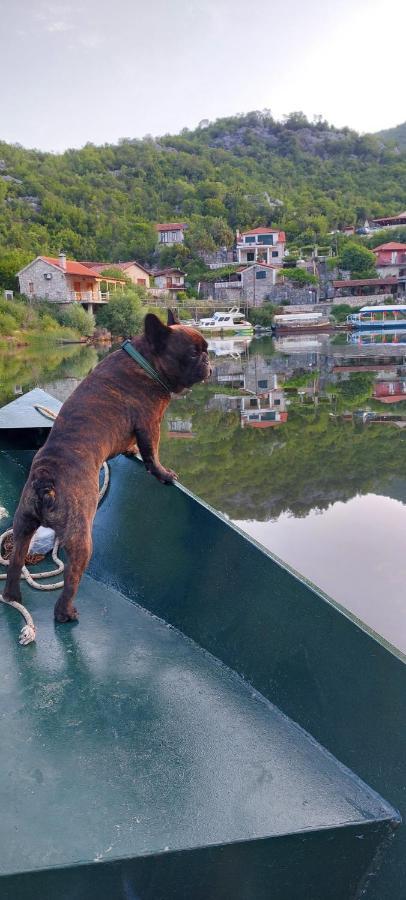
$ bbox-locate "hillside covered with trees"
[1,110,406,281]
[374,121,406,151]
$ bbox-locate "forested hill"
[1,110,406,269]
[374,121,406,151]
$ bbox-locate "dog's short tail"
[32,474,57,515]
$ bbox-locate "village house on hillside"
[199,262,278,304]
[17,253,125,311]
[372,242,406,277]
[236,227,286,266]
[151,268,186,293]
[155,223,187,246]
[82,260,151,288]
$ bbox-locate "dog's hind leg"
[3,510,39,603]
[54,526,93,624]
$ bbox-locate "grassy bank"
[0,295,92,346]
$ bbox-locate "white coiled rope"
[0,404,110,645]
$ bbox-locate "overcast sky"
[2,0,405,152]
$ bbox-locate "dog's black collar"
[121,341,172,395]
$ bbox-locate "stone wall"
[18,258,69,301]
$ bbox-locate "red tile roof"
[240,228,286,241]
[372,242,406,252]
[155,222,187,231]
[333,278,397,287]
[373,212,406,223]
[239,262,279,271]
[84,261,150,276]
[152,268,185,276]
[41,257,99,278]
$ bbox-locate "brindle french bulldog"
[3,311,210,624]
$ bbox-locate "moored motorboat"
[197,307,253,335]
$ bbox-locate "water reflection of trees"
[0,345,99,407]
[161,382,406,521]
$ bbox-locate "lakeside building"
[332,277,399,302]
[199,262,278,304]
[236,227,286,266]
[372,243,406,291]
[372,211,406,229]
[82,260,151,288]
[16,253,125,312]
[155,223,187,246]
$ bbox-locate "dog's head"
[143,311,211,392]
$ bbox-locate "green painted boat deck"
[0,574,395,876]
[1,441,406,898]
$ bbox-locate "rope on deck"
[0,404,110,645]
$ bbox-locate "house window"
[256,270,266,279]
[244,236,256,244]
[171,231,179,241]
[160,232,168,243]
[137,278,146,285]
[28,281,34,293]
[247,252,255,262]
[258,379,268,389]
[258,235,273,245]
[272,251,279,258]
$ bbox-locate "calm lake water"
[1,331,406,653]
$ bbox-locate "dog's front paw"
[148,464,178,484]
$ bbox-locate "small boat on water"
[272,311,334,334]
[1,391,406,899]
[347,304,406,330]
[197,307,253,335]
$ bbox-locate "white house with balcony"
[17,253,125,312]
[155,223,187,246]
[236,227,286,266]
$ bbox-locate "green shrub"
[330,303,361,323]
[0,312,18,335]
[55,304,95,336]
[96,292,144,337]
[247,304,278,327]
[281,268,318,285]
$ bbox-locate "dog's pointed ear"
[144,313,170,353]
[167,309,179,326]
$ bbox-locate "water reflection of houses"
[373,381,406,403]
[209,386,288,428]
[167,418,195,438]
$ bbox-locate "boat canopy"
[359,305,406,313]
[274,312,324,323]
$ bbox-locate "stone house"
[17,253,125,312]
[236,227,286,266]
[83,260,151,288]
[200,263,278,305]
[155,223,187,246]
